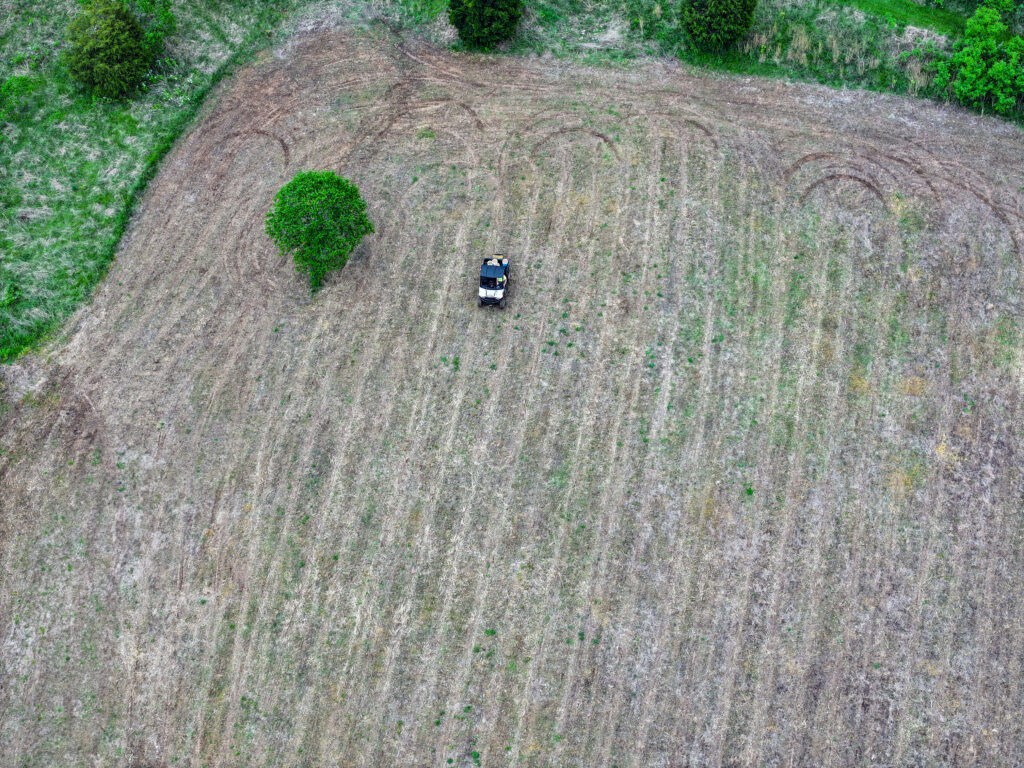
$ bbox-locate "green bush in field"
[65,0,152,99]
[449,0,523,49]
[934,0,1024,115]
[680,0,758,51]
[265,171,374,292]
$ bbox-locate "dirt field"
[2,25,1023,768]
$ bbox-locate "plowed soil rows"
[2,26,1023,768]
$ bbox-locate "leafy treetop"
[265,170,374,292]
[65,0,152,99]
[449,0,524,50]
[935,0,1024,115]
[680,0,758,52]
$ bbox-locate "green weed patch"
[833,0,966,37]
[0,0,305,361]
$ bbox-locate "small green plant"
[449,0,524,49]
[0,268,18,312]
[134,0,178,59]
[933,0,1024,115]
[0,76,44,125]
[265,170,374,292]
[64,0,152,99]
[680,0,758,52]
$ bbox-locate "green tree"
[448,0,524,50]
[64,0,152,99]
[265,171,374,292]
[680,0,758,52]
[934,0,1024,115]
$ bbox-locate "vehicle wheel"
[499,297,507,309]
[478,298,484,307]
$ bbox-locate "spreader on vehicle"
[478,255,511,308]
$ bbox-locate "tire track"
[277,101,498,730]
[551,130,687,768]
[738,211,863,766]
[800,227,907,765]
[275,174,478,751]
[553,132,688,765]
[402,126,599,764]
[439,127,635,767]
[202,164,432,762]
[276,206,468,761]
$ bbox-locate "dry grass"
[1,27,1023,768]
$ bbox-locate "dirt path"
[1,25,1023,768]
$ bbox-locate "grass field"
[2,26,1023,767]
[3,0,1015,362]
[0,0,346,360]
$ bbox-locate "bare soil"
[2,25,1023,768]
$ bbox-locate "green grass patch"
[832,0,966,38]
[399,0,448,24]
[0,0,317,361]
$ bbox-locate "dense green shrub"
[680,0,758,51]
[65,0,152,99]
[265,171,374,292]
[932,0,1023,33]
[448,0,524,49]
[934,0,1024,115]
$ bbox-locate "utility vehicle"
[478,255,510,308]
